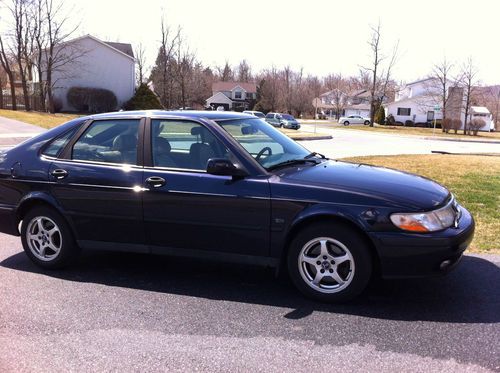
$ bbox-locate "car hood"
[276,160,449,210]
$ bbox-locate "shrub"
[451,119,462,134]
[386,114,395,125]
[124,83,163,110]
[442,118,452,133]
[469,118,486,135]
[67,86,118,113]
[404,120,414,127]
[374,105,385,124]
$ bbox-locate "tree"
[124,83,163,110]
[361,21,398,127]
[460,57,479,135]
[324,74,347,119]
[235,59,252,82]
[0,36,17,110]
[374,104,385,124]
[134,43,147,86]
[216,61,233,82]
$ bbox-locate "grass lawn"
[0,109,81,129]
[338,123,500,140]
[344,154,500,254]
[279,128,331,140]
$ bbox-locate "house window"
[397,107,411,116]
[235,91,242,99]
[246,92,253,100]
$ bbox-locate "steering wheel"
[255,146,272,162]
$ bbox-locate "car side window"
[151,120,229,171]
[42,126,80,158]
[72,119,140,165]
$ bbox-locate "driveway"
[0,116,44,147]
[299,124,500,158]
[0,233,499,372]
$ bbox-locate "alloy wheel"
[26,216,62,261]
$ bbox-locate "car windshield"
[281,114,294,120]
[217,118,311,170]
[254,112,265,118]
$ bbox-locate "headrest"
[154,137,171,153]
[112,134,136,151]
[191,126,205,136]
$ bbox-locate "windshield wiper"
[266,158,319,171]
[304,152,327,159]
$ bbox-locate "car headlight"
[390,198,459,232]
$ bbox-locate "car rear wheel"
[364,120,370,125]
[21,206,80,269]
[287,223,372,302]
[343,121,350,126]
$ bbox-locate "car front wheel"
[287,223,372,302]
[21,206,80,269]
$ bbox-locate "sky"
[2,0,500,85]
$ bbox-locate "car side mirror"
[206,158,248,178]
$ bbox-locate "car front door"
[142,118,271,258]
[49,118,146,252]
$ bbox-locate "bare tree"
[0,35,17,110]
[361,21,398,126]
[324,74,348,119]
[235,59,251,82]
[460,57,479,135]
[134,43,147,86]
[173,35,196,109]
[217,61,233,82]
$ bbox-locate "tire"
[287,222,372,302]
[21,206,80,269]
[343,121,349,126]
[364,121,370,125]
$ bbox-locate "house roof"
[55,34,135,61]
[104,42,134,58]
[471,106,490,114]
[345,103,370,110]
[404,77,435,87]
[212,81,257,93]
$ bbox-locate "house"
[315,89,380,118]
[205,81,257,111]
[45,35,135,111]
[385,78,494,131]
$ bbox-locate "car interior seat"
[189,126,217,170]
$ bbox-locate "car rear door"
[48,118,146,252]
[142,118,271,258]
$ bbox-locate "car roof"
[81,110,253,121]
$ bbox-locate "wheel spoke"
[47,242,59,254]
[330,269,345,285]
[334,254,350,265]
[301,254,319,266]
[312,270,323,285]
[39,245,46,257]
[319,240,329,257]
[35,218,44,234]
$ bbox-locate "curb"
[292,135,333,141]
[423,136,500,144]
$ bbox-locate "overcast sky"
[3,0,500,84]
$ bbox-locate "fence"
[0,95,43,111]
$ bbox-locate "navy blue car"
[0,111,474,301]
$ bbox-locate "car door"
[48,118,146,251]
[142,118,271,257]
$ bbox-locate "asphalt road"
[0,233,499,372]
[299,123,500,158]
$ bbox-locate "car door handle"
[145,176,166,188]
[51,169,68,180]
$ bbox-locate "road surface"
[0,233,499,372]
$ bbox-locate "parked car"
[0,111,474,302]
[339,115,371,126]
[242,110,266,119]
[265,112,301,130]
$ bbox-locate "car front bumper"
[369,205,475,278]
[283,123,300,129]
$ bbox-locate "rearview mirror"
[206,158,248,177]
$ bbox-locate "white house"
[206,82,257,111]
[385,78,494,131]
[48,35,135,111]
[315,89,381,118]
[385,78,442,124]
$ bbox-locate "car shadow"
[1,251,499,324]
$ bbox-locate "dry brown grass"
[344,154,500,254]
[0,109,81,129]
